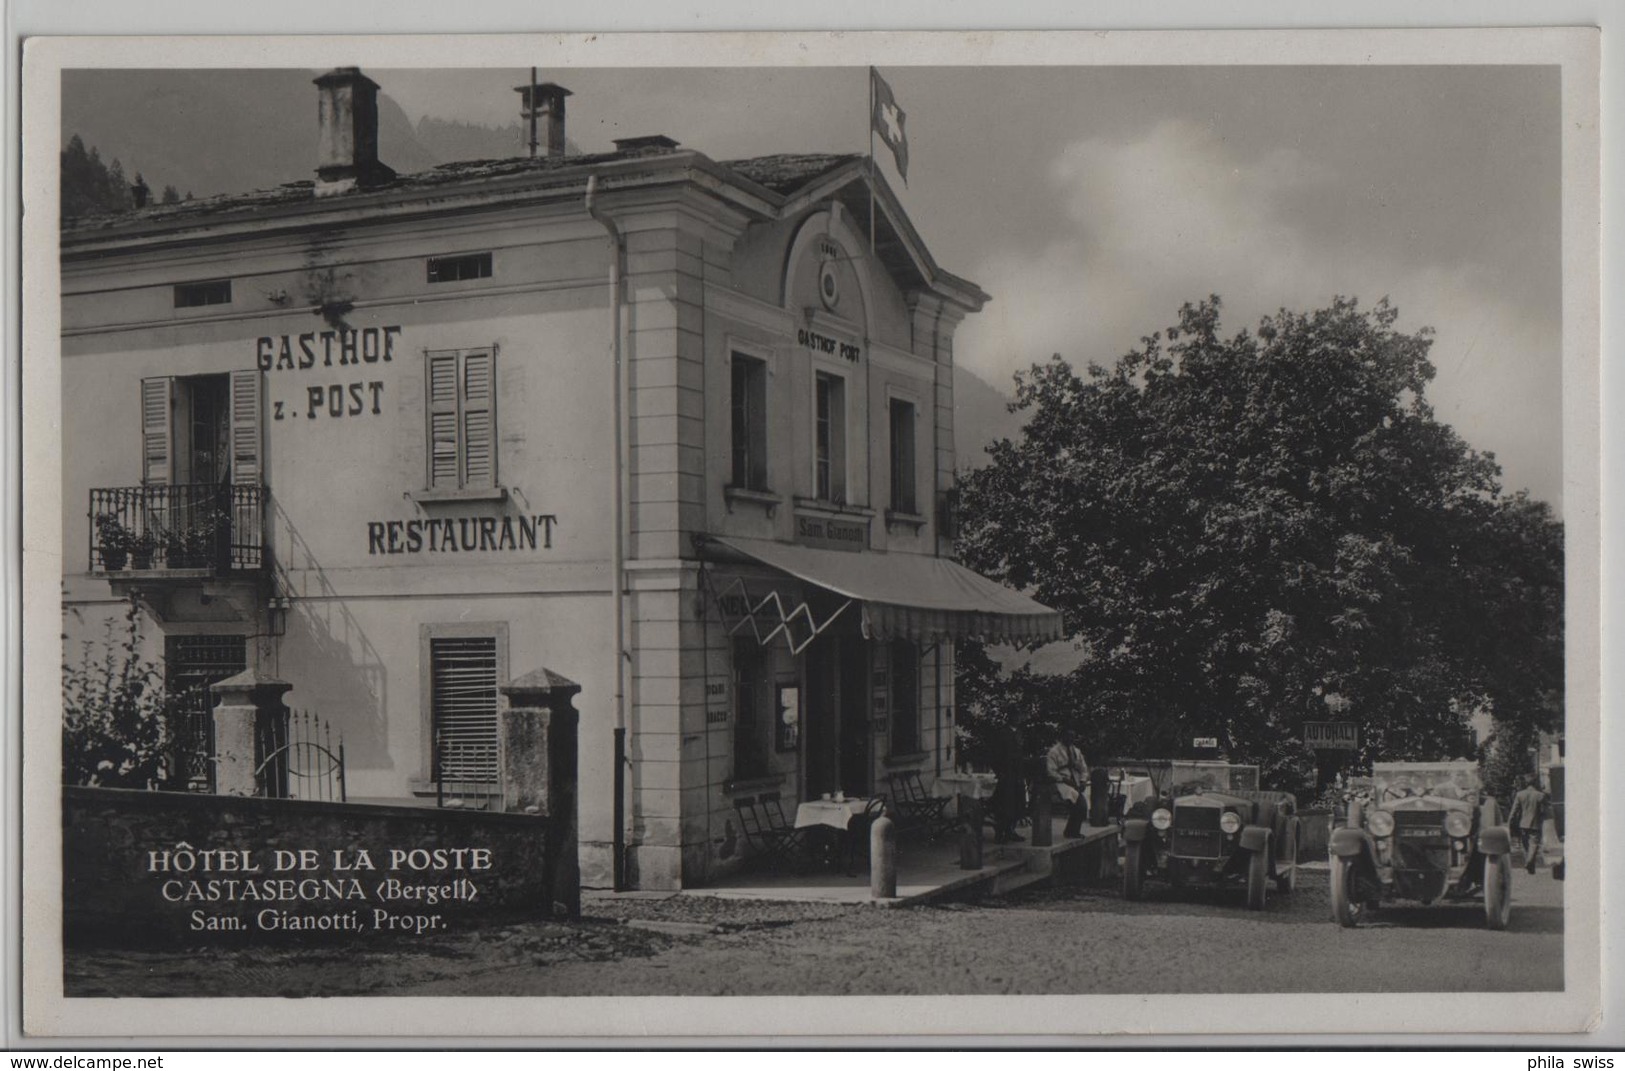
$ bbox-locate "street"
[65,862,1564,998]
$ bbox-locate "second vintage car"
[1328,760,1513,929]
[1118,761,1300,910]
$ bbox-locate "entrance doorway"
[802,621,871,800]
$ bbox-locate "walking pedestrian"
[1507,773,1551,874]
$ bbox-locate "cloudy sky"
[64,63,1563,509]
[368,65,1563,510]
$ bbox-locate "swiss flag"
[870,67,908,184]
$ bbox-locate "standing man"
[1046,727,1089,839]
[1507,773,1551,874]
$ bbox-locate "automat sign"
[1304,721,1359,750]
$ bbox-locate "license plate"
[1399,827,1439,838]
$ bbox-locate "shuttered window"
[141,377,174,485]
[425,348,498,490]
[430,636,500,784]
[228,370,262,486]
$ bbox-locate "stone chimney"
[313,67,397,197]
[515,81,572,159]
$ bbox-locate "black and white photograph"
[17,28,1601,1042]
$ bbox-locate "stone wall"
[64,786,564,947]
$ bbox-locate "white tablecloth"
[1115,774,1156,808]
[794,797,873,831]
[931,772,999,800]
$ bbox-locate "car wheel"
[1246,842,1269,910]
[1123,840,1145,901]
[1331,854,1363,927]
[1484,852,1512,930]
[1276,818,1298,893]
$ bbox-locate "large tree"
[956,296,1563,791]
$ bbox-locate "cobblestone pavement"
[65,865,1563,998]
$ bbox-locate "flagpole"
[868,67,876,255]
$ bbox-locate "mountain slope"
[61,69,440,198]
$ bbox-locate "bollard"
[1031,788,1053,847]
[870,814,897,899]
[958,795,985,870]
[1089,767,1111,827]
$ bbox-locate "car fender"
[1329,826,1374,860]
[1122,817,1153,843]
[1239,825,1271,853]
[1477,825,1512,856]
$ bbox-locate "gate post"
[499,667,581,919]
[208,669,292,797]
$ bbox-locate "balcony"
[90,483,266,577]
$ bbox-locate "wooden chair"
[887,771,955,840]
[759,792,811,871]
[734,794,806,873]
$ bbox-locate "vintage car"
[1118,761,1300,910]
[1328,760,1513,929]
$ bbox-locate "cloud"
[955,119,1561,508]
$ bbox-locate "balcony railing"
[89,483,266,575]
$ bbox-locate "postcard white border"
[15,26,1604,1044]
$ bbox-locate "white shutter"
[228,370,262,486]
[141,377,174,485]
[426,351,460,488]
[431,637,499,783]
[460,348,496,488]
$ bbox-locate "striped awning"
[707,535,1065,645]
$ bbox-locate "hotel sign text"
[797,328,862,363]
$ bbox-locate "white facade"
[60,72,1063,890]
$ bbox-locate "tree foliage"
[61,134,137,219]
[956,297,1563,790]
[62,601,171,788]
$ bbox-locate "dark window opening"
[889,639,921,757]
[732,639,770,780]
[173,280,232,308]
[889,398,918,515]
[814,372,847,504]
[427,252,494,283]
[730,353,768,491]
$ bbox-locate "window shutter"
[228,370,262,485]
[430,637,499,783]
[140,376,174,485]
[460,348,496,488]
[426,351,460,488]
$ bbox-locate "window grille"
[164,634,248,791]
[173,280,232,308]
[426,253,493,283]
[430,636,500,785]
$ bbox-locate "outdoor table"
[1115,774,1156,809]
[795,796,873,830]
[930,771,998,800]
[795,797,876,875]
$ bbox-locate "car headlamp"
[1151,808,1173,831]
[1443,811,1472,838]
[1219,811,1243,835]
[1367,810,1395,837]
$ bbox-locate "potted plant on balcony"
[95,514,134,571]
[128,528,157,571]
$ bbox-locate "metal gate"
[163,634,247,791]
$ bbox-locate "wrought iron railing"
[89,483,266,574]
[255,709,347,802]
